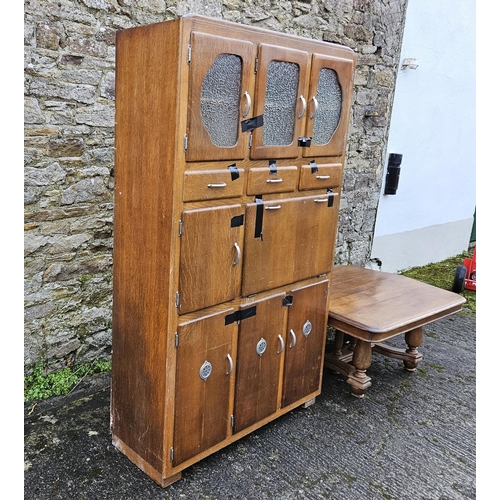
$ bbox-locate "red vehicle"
[452,247,476,293]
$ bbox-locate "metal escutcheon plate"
[256,338,267,356]
[303,320,312,337]
[199,361,212,381]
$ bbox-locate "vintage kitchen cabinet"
[111,14,355,487]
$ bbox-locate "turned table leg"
[347,339,372,398]
[403,327,423,371]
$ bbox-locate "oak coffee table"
[324,266,466,397]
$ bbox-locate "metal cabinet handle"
[289,329,297,349]
[243,91,252,118]
[277,334,284,354]
[314,198,328,203]
[298,95,306,119]
[310,96,318,119]
[316,175,331,180]
[266,178,283,183]
[207,182,227,188]
[265,205,281,210]
[233,242,241,266]
[226,354,233,375]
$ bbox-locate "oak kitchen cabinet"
[111,14,355,487]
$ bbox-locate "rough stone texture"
[23,313,476,498]
[24,0,408,372]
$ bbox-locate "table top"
[328,266,466,339]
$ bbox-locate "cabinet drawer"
[183,168,245,202]
[247,166,298,195]
[298,163,342,191]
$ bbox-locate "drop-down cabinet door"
[178,204,244,314]
[282,278,329,407]
[185,32,255,162]
[173,307,238,466]
[233,293,286,433]
[242,193,339,296]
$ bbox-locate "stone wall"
[24,0,408,372]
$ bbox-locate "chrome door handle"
[233,242,241,266]
[226,354,233,375]
[266,178,283,183]
[243,91,252,118]
[289,329,297,349]
[277,334,284,354]
[298,95,306,119]
[316,175,331,180]
[310,96,318,119]
[207,182,227,188]
[265,205,281,210]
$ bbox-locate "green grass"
[24,359,111,403]
[398,247,476,314]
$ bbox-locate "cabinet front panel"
[173,308,237,466]
[179,204,244,314]
[186,32,255,161]
[183,168,245,202]
[246,165,298,195]
[250,44,309,159]
[233,293,286,433]
[303,54,354,158]
[282,279,329,407]
[242,194,338,296]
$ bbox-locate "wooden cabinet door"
[250,44,309,159]
[173,307,238,466]
[186,32,254,161]
[242,193,338,296]
[282,279,329,407]
[178,204,244,314]
[233,293,286,433]
[302,54,354,158]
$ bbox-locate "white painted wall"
[370,0,476,273]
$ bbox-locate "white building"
[370,0,476,273]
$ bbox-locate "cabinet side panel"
[111,21,181,472]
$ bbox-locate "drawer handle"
[233,242,241,266]
[266,178,283,184]
[297,95,306,119]
[265,205,281,210]
[314,198,328,203]
[289,329,297,349]
[316,175,331,180]
[226,354,233,376]
[207,182,227,188]
[310,96,318,119]
[277,334,284,354]
[242,91,252,118]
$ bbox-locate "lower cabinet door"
[173,307,238,466]
[233,293,286,433]
[282,279,329,407]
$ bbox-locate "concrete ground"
[24,312,476,499]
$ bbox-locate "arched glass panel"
[312,68,342,146]
[200,54,242,147]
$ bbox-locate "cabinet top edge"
[117,13,356,61]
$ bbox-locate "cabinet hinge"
[254,56,258,74]
[230,414,234,430]
[178,219,183,236]
[187,44,191,64]
[174,331,179,348]
[183,134,188,153]
[175,291,180,308]
[170,447,174,462]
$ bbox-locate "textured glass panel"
[200,54,242,148]
[312,68,342,146]
[263,61,300,146]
